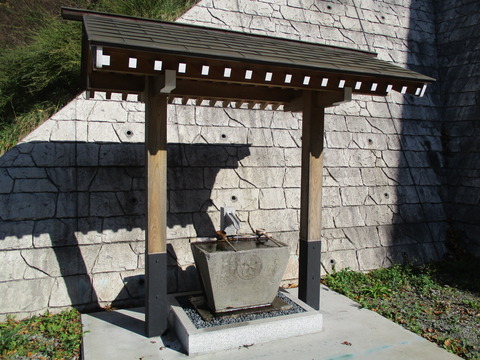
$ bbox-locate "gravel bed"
[176,292,307,329]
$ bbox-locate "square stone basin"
[191,235,290,313]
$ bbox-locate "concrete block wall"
[0,0,448,318]
[435,0,480,256]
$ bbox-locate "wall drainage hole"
[221,134,227,139]
[368,139,373,144]
[327,5,332,10]
[231,195,238,202]
[126,130,134,137]
[384,193,389,198]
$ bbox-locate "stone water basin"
[191,236,290,313]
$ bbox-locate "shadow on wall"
[389,0,447,266]
[433,0,480,256]
[0,141,250,312]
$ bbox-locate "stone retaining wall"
[435,0,480,256]
[0,0,450,319]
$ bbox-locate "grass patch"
[322,256,480,359]
[0,0,198,155]
[0,309,83,359]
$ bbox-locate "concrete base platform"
[168,291,322,354]
[81,286,461,360]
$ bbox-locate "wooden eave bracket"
[331,87,352,106]
[284,87,352,112]
[158,69,176,94]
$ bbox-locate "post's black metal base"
[298,239,321,310]
[145,252,168,337]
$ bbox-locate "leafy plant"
[322,259,480,360]
[0,309,83,359]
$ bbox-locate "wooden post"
[145,76,169,337]
[298,91,325,310]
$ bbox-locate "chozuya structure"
[62,7,434,336]
[62,8,434,336]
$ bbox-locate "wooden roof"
[63,7,435,108]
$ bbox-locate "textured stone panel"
[0,221,33,249]
[323,187,341,207]
[195,106,229,126]
[76,218,103,245]
[0,278,54,313]
[357,247,390,270]
[92,243,138,273]
[322,249,359,274]
[49,121,78,142]
[284,147,302,167]
[99,144,144,166]
[327,168,362,187]
[102,216,145,243]
[22,247,90,279]
[247,128,274,147]
[0,171,15,194]
[86,101,128,123]
[272,130,298,147]
[49,275,93,307]
[13,179,58,193]
[167,238,195,267]
[32,143,76,167]
[326,235,357,252]
[211,188,260,211]
[33,219,78,247]
[344,226,381,249]
[248,209,299,232]
[116,191,145,215]
[283,167,301,188]
[113,122,145,143]
[204,168,240,189]
[201,126,249,144]
[340,187,369,206]
[0,251,28,281]
[169,167,205,190]
[90,193,125,217]
[47,168,82,192]
[284,188,300,209]
[92,272,129,302]
[239,147,285,167]
[169,189,213,213]
[121,269,146,299]
[236,167,285,188]
[7,167,47,179]
[167,214,196,239]
[259,188,286,209]
[55,192,78,218]
[21,121,56,143]
[330,206,366,228]
[0,193,56,221]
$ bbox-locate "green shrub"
[0,19,82,121]
[95,0,197,21]
[0,0,198,154]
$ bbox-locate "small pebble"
[177,292,307,329]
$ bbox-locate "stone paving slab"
[81,286,461,360]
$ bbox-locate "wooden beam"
[87,72,302,106]
[91,46,429,96]
[298,90,325,310]
[172,80,297,104]
[145,75,169,337]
